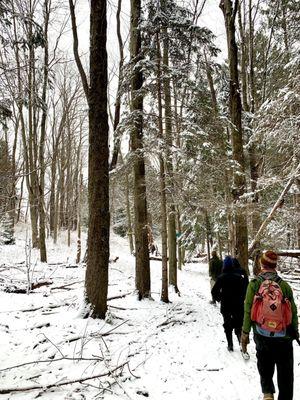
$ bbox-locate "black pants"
[222,310,243,345]
[254,333,294,400]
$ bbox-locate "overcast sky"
[61,0,227,66]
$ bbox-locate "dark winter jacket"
[209,255,223,281]
[242,271,298,339]
[211,266,248,314]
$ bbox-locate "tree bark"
[125,170,134,254]
[109,0,124,171]
[130,0,151,299]
[156,31,169,303]
[85,0,110,318]
[161,0,178,291]
[220,0,249,272]
[38,0,50,263]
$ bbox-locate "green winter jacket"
[242,271,298,338]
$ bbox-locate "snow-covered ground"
[0,225,299,400]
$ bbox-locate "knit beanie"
[260,250,278,269]
[223,255,233,272]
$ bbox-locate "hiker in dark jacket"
[212,255,248,351]
[241,250,299,400]
[232,257,249,280]
[209,250,223,304]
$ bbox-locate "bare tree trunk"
[84,0,110,318]
[177,208,183,270]
[217,230,223,260]
[53,174,60,244]
[130,0,151,300]
[237,1,249,111]
[125,171,134,254]
[220,0,249,272]
[110,0,124,171]
[7,113,19,240]
[205,211,212,266]
[295,183,300,249]
[49,157,56,237]
[161,0,178,292]
[38,0,51,263]
[156,31,169,303]
[76,171,82,264]
[248,0,261,273]
[17,163,25,223]
[66,119,72,247]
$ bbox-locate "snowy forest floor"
[0,226,299,400]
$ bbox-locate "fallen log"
[4,280,53,294]
[277,250,300,258]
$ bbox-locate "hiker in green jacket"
[241,250,299,400]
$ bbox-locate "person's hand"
[293,330,300,345]
[287,325,300,344]
[241,331,250,353]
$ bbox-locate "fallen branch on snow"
[0,356,104,373]
[107,292,132,301]
[51,280,84,291]
[157,318,188,328]
[0,361,129,394]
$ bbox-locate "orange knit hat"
[260,250,278,269]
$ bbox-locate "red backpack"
[251,276,292,336]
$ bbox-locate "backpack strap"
[273,275,282,284]
[257,274,282,284]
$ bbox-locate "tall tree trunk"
[49,152,57,237]
[38,0,50,263]
[177,208,183,270]
[205,211,212,266]
[8,114,19,240]
[161,0,178,292]
[156,31,169,303]
[220,0,249,272]
[110,0,124,171]
[295,180,300,249]
[76,171,83,264]
[85,0,110,318]
[66,119,72,247]
[124,168,134,254]
[28,19,39,248]
[237,1,249,111]
[53,174,60,244]
[130,0,151,299]
[248,0,261,273]
[17,164,25,223]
